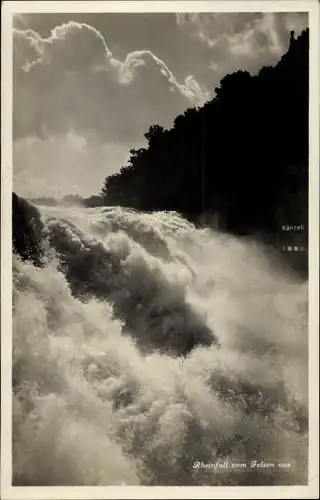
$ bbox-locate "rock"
[12,192,44,266]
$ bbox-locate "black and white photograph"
[1,0,319,498]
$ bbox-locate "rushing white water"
[12,204,308,486]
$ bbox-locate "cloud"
[13,132,141,198]
[12,14,308,198]
[13,28,47,77]
[13,21,208,143]
[119,49,208,102]
[176,12,308,75]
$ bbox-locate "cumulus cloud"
[13,21,208,143]
[12,14,308,198]
[13,29,43,70]
[119,49,209,102]
[176,12,308,75]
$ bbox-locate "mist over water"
[12,204,308,486]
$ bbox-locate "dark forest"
[100,30,308,240]
[16,29,309,276]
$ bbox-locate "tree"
[99,29,309,245]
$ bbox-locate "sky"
[12,11,308,198]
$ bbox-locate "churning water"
[12,204,308,486]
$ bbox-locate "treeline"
[100,30,309,240]
[31,193,104,208]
